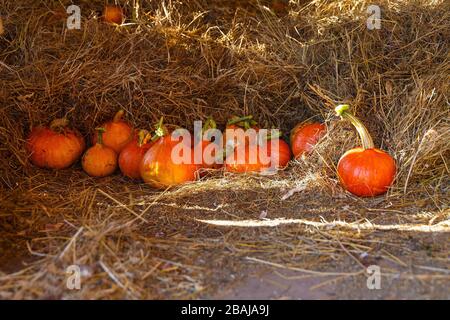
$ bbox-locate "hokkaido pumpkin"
[225,133,291,173]
[335,104,396,197]
[92,109,133,153]
[26,118,85,169]
[140,118,198,189]
[103,5,124,25]
[290,122,326,158]
[82,128,118,177]
[263,137,291,170]
[118,129,153,179]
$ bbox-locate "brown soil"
[0,169,448,299]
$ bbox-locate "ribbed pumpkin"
[82,128,118,177]
[26,118,85,169]
[335,104,396,197]
[118,129,153,179]
[140,118,198,188]
[92,110,133,153]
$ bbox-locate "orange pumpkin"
[82,128,118,177]
[290,122,326,158]
[225,143,261,173]
[26,118,85,169]
[140,119,198,189]
[103,5,124,25]
[225,135,291,173]
[92,110,133,153]
[262,138,291,170]
[118,129,153,179]
[335,104,396,197]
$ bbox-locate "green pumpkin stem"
[227,115,253,126]
[202,117,217,132]
[335,104,374,150]
[95,127,106,145]
[199,117,217,142]
[151,117,168,142]
[113,109,125,123]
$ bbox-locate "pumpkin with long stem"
[26,118,85,169]
[82,127,118,177]
[290,121,326,158]
[92,109,133,153]
[335,104,396,197]
[118,129,153,179]
[140,118,198,189]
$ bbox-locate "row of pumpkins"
[26,106,396,197]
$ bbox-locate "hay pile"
[0,0,449,299]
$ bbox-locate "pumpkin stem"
[227,115,258,132]
[95,127,106,145]
[227,115,253,126]
[151,117,168,142]
[335,104,374,150]
[202,117,217,132]
[199,117,217,142]
[137,129,150,147]
[113,109,125,123]
[50,118,69,130]
[255,129,282,146]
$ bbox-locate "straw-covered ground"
[0,0,449,299]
